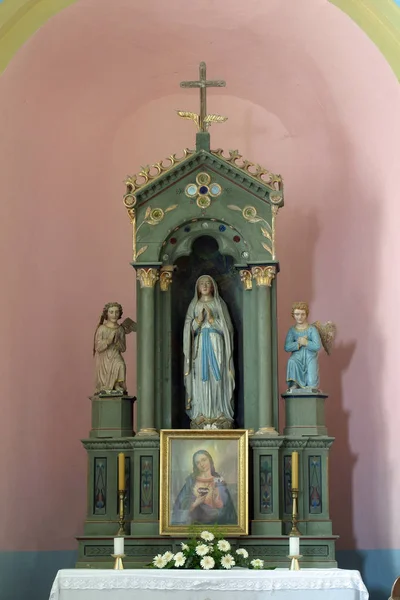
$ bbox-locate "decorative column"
[159,266,174,428]
[251,265,278,435]
[136,267,159,436]
[239,268,258,432]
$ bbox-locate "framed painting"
[159,429,248,536]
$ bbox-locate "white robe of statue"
[183,275,235,427]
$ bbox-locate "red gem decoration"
[233,235,240,243]
[170,237,177,245]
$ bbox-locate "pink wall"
[1,0,400,552]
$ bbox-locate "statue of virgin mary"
[183,275,235,429]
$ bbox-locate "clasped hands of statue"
[196,306,214,326]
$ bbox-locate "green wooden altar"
[77,63,337,569]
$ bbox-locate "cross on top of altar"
[179,62,227,132]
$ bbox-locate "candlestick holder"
[117,489,126,536]
[111,554,125,570]
[287,554,302,571]
[290,487,301,536]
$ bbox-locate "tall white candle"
[114,537,124,556]
[289,536,300,557]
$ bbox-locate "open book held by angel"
[284,302,336,393]
[93,302,136,396]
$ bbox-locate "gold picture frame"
[160,429,248,536]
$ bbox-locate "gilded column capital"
[137,267,160,289]
[159,266,175,292]
[239,269,253,291]
[251,266,276,287]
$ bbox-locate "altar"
[49,569,368,600]
[78,62,339,567]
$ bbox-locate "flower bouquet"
[152,530,266,570]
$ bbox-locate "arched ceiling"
[1,0,400,78]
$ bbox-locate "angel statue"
[183,275,235,429]
[93,302,136,396]
[284,302,336,393]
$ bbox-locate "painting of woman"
[171,449,237,526]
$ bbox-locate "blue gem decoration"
[187,185,197,196]
[219,225,226,232]
[199,186,209,195]
[184,226,191,232]
[210,184,221,195]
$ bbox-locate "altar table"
[49,568,368,600]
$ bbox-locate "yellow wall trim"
[0,0,399,79]
[0,0,78,73]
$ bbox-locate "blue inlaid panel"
[283,455,293,514]
[93,458,107,515]
[140,456,153,514]
[309,455,322,513]
[260,455,273,514]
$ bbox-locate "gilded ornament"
[132,204,177,261]
[124,149,194,198]
[197,195,211,209]
[251,266,276,287]
[185,172,222,210]
[239,269,253,291]
[137,268,159,289]
[228,204,276,258]
[160,267,174,292]
[211,149,283,192]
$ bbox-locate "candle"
[289,536,300,557]
[114,537,124,556]
[291,451,299,490]
[118,453,125,491]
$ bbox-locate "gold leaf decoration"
[204,114,228,124]
[261,227,272,241]
[136,245,148,259]
[227,205,242,211]
[261,242,272,255]
[176,111,200,129]
[247,217,262,223]
[165,205,178,212]
[145,206,151,219]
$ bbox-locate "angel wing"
[121,317,137,334]
[312,320,337,355]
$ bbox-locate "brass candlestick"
[112,554,125,570]
[117,489,125,536]
[288,554,303,571]
[290,487,301,536]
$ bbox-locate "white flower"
[221,554,235,569]
[162,551,174,562]
[181,543,189,551]
[200,556,215,570]
[201,531,215,542]
[174,552,186,567]
[251,558,264,569]
[236,548,249,559]
[153,554,167,568]
[217,540,231,552]
[196,543,210,556]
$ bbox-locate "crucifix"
[178,62,227,132]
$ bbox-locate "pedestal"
[282,391,328,436]
[90,395,136,438]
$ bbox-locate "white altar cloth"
[49,568,369,600]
